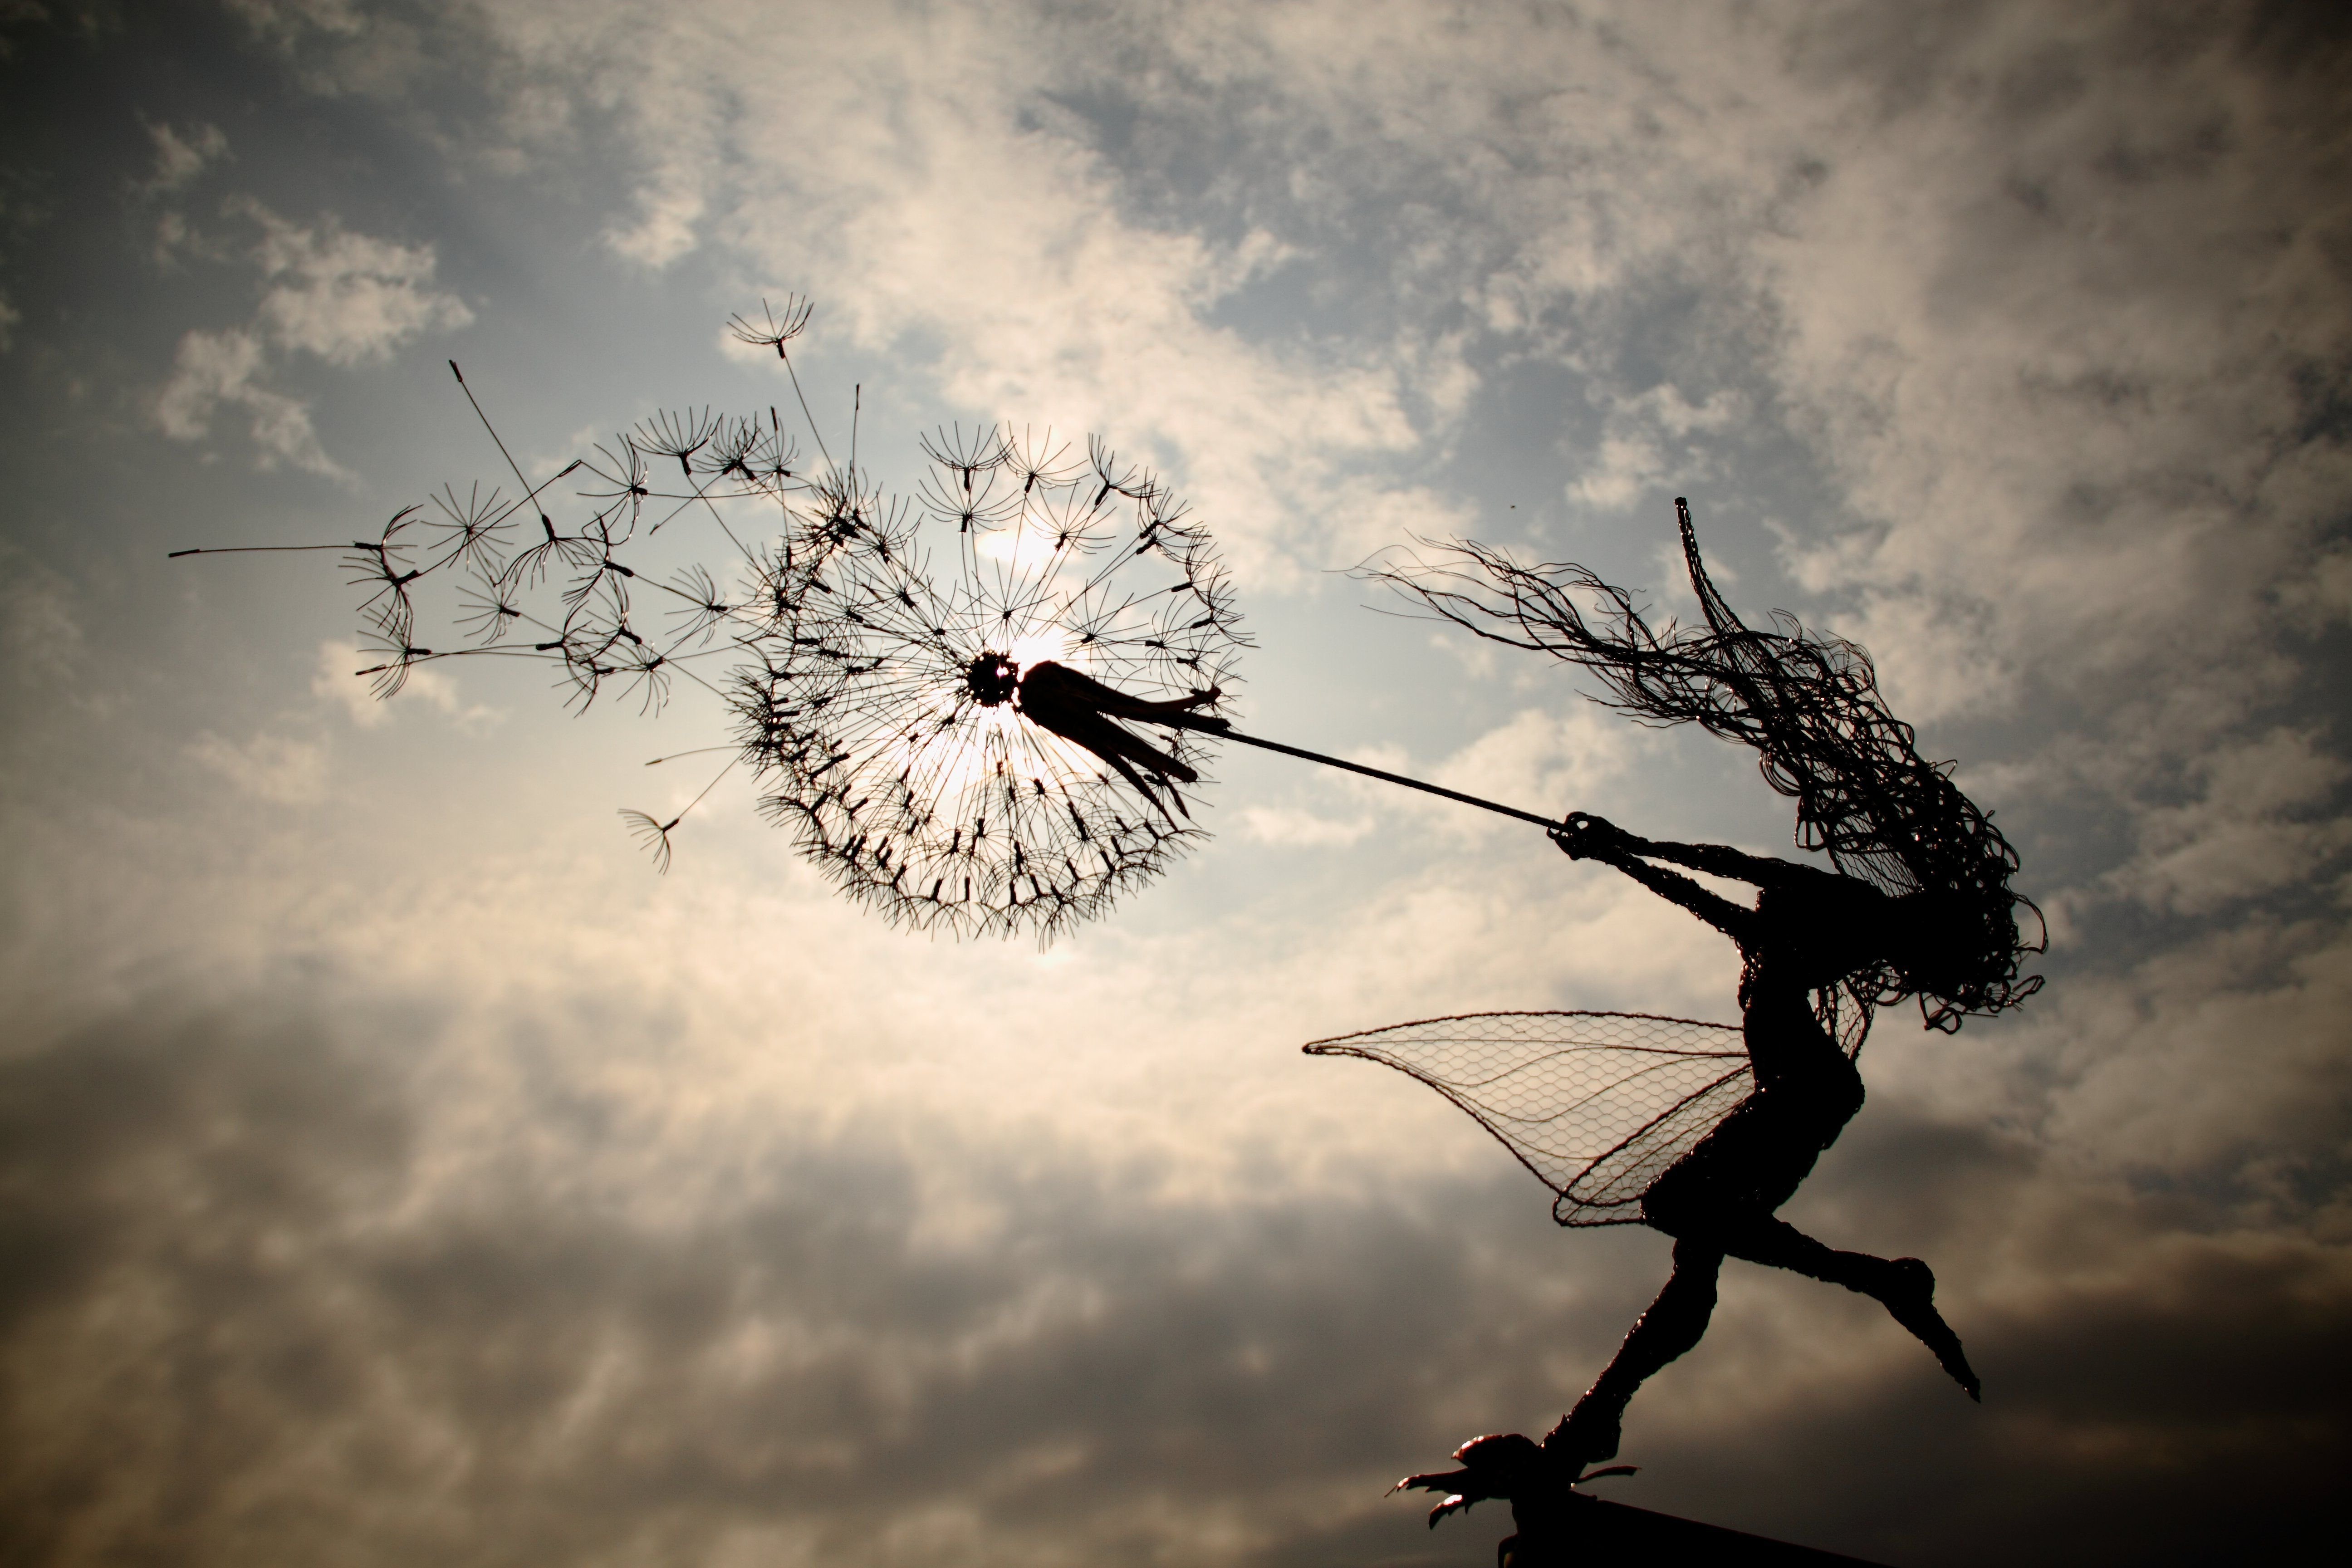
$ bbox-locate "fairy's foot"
[1393,1422,1638,1530]
[1883,1257,1981,1401]
[1392,1433,1556,1528]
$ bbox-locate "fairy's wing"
[1304,1010,1752,1227]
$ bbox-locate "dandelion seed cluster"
[181,300,1250,939]
[739,425,1248,939]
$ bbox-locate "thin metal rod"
[1165,715,1559,829]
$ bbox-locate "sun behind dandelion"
[740,424,1247,939]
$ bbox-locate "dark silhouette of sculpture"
[1316,501,2043,1539]
[172,299,2022,1562]
[736,419,1245,939]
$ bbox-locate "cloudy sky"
[3,2,2347,1563]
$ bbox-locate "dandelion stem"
[1160,715,1558,828]
[169,544,349,558]
[781,352,832,469]
[449,361,574,532]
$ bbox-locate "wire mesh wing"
[1304,1010,1752,1226]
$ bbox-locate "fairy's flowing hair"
[1372,500,2042,1031]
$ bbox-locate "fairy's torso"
[1642,865,1883,1234]
[1734,865,1882,1103]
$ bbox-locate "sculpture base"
[1501,1490,1890,1566]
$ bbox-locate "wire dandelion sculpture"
[736,422,1245,937]
[175,298,1562,940]
[1297,503,2044,1550]
[178,307,1269,938]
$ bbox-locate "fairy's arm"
[1561,813,1820,890]
[1634,838,1806,888]
[1553,813,1756,941]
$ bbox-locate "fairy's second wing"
[1304,1010,1753,1227]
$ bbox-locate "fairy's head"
[1369,499,2047,1030]
[1873,882,2042,1030]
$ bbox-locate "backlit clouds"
[1758,8,2352,733]
[479,0,1464,580]
[0,2,2346,1563]
[242,200,472,365]
[154,191,471,476]
[2,985,2342,1567]
[184,727,330,804]
[138,119,230,193]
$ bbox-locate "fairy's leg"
[1723,1215,1980,1399]
[1396,1239,1724,1526]
[1392,1241,1720,1524]
[1542,1237,1727,1467]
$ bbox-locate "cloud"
[240,197,474,365]
[431,0,2352,847]
[154,326,346,477]
[1568,388,1745,513]
[606,185,705,270]
[152,200,471,477]
[311,637,392,728]
[221,0,364,40]
[185,729,330,804]
[2032,920,2352,1190]
[1282,704,1643,852]
[313,640,500,733]
[137,120,230,193]
[886,0,2352,795]
[0,988,1611,1567]
[0,986,2342,1568]
[2106,727,2352,917]
[1236,804,1374,848]
[0,541,80,687]
[1429,707,1636,833]
[469,0,1478,585]
[1746,7,2352,734]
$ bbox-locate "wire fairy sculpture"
[176,303,2039,1549]
[1308,500,2043,1532]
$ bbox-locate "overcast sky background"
[2,2,2347,1564]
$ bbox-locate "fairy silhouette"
[1318,500,2042,1529]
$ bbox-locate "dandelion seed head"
[965,651,1019,707]
[740,424,1251,940]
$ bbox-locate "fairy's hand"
[1552,811,1633,861]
